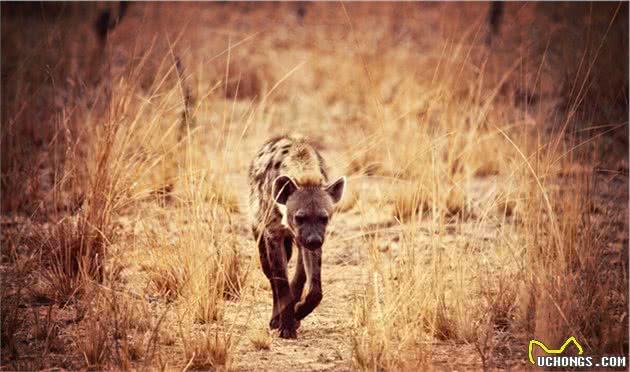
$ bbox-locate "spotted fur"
[248,134,345,339]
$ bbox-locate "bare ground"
[2,2,628,371]
[4,145,625,370]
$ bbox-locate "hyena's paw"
[278,326,298,339]
[269,315,280,330]
[277,318,299,339]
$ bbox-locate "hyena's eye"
[319,216,329,224]
[295,215,306,225]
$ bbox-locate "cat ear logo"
[528,336,584,365]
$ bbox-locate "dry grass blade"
[1,2,626,371]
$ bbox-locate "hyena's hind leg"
[294,249,323,321]
[256,234,280,329]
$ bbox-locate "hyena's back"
[248,135,329,231]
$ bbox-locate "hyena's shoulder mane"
[282,135,328,186]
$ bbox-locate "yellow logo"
[528,336,584,365]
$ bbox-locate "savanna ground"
[1,2,629,371]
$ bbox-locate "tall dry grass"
[345,3,627,370]
[1,2,626,370]
[516,141,629,358]
[2,19,250,366]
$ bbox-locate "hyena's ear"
[273,175,298,205]
[325,176,346,204]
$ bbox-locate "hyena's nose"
[304,234,323,250]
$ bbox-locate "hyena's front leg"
[295,248,323,321]
[257,236,280,329]
[290,246,306,302]
[267,236,298,338]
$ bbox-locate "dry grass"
[1,2,627,370]
[137,179,248,323]
[392,181,432,222]
[350,227,523,370]
[517,157,629,357]
[248,327,273,351]
[181,325,234,371]
[78,316,111,369]
[343,3,627,369]
[0,289,24,361]
[31,305,63,354]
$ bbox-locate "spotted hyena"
[248,135,346,339]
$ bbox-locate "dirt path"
[222,149,368,371]
[224,150,498,371]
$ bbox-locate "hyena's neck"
[281,139,327,186]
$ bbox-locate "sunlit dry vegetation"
[1,2,628,370]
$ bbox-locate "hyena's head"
[273,175,346,250]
